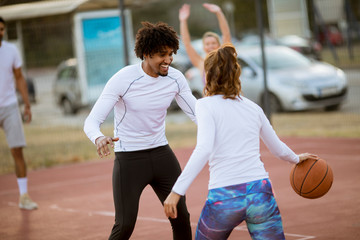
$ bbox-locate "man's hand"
[23,105,32,123]
[164,191,181,219]
[95,136,119,158]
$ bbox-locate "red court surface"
[1,137,359,240]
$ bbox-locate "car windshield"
[250,47,311,69]
[279,36,308,46]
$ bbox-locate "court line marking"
[0,174,110,196]
[49,204,316,239]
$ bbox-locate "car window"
[58,68,70,80]
[250,48,311,69]
[69,67,77,79]
[238,58,256,77]
[58,67,77,81]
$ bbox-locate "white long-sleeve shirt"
[84,62,197,152]
[172,95,299,196]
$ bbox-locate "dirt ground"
[0,136,359,240]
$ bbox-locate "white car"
[53,58,83,115]
[186,45,348,112]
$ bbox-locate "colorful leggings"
[195,179,285,240]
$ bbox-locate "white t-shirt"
[0,41,22,107]
[84,62,197,152]
[172,95,299,196]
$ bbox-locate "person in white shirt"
[164,43,319,240]
[84,21,197,240]
[179,3,231,85]
[0,16,38,210]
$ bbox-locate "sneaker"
[19,193,38,210]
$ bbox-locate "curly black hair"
[134,21,179,60]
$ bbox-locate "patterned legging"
[195,178,285,240]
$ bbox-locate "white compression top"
[0,41,22,108]
[172,95,299,196]
[84,62,197,152]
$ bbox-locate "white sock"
[17,177,28,196]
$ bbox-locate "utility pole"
[255,0,271,121]
[118,0,130,65]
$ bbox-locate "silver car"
[53,58,83,115]
[186,45,348,112]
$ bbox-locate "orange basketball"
[290,158,333,199]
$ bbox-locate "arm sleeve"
[13,45,22,69]
[172,101,215,195]
[174,75,197,123]
[83,75,121,144]
[259,109,299,164]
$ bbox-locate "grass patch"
[166,122,197,149]
[272,112,360,138]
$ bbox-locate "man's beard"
[158,72,168,77]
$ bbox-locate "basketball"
[290,158,333,199]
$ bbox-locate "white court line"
[0,174,110,196]
[50,205,316,239]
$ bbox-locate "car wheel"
[262,93,282,113]
[324,104,341,111]
[62,98,77,115]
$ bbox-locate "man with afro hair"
[84,21,196,239]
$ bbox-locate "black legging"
[109,145,192,240]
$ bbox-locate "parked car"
[277,35,322,60]
[53,58,83,115]
[238,34,322,60]
[17,77,36,105]
[237,33,279,47]
[186,45,348,113]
